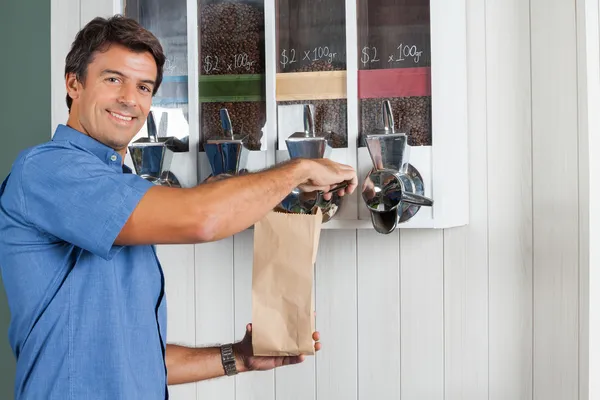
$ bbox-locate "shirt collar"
[52,124,130,173]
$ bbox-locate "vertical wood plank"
[234,230,275,400]
[195,240,235,400]
[400,230,444,399]
[316,230,357,400]
[429,0,470,228]
[530,0,580,399]
[443,0,489,396]
[51,0,80,133]
[576,0,600,398]
[486,0,533,397]
[357,230,399,400]
[157,245,197,400]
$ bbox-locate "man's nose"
[117,83,138,107]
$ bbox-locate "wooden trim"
[276,71,347,100]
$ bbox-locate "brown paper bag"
[252,207,323,356]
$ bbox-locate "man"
[0,15,357,399]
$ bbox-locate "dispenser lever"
[401,191,434,207]
[220,108,234,139]
[147,111,158,142]
[382,100,394,133]
[303,104,315,137]
[325,182,349,194]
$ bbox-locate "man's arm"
[116,158,357,246]
[166,324,320,385]
[165,344,246,385]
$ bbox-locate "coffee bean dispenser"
[123,0,193,187]
[355,0,469,228]
[356,0,432,226]
[119,0,470,229]
[198,0,266,153]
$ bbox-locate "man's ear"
[65,72,81,101]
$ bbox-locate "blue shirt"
[0,124,168,399]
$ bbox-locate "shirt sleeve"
[18,147,154,260]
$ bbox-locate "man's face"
[66,43,157,153]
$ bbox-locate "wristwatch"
[220,343,238,376]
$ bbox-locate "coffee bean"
[200,3,265,76]
[201,102,265,151]
[360,97,432,146]
[278,100,347,148]
[288,59,345,73]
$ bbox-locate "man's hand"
[233,323,322,372]
[297,159,358,201]
[165,319,321,385]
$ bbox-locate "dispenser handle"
[303,104,316,137]
[220,108,234,139]
[401,191,433,207]
[147,111,158,142]
[382,100,395,133]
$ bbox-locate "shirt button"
[110,155,117,162]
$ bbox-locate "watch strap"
[220,343,238,376]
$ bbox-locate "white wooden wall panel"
[400,230,444,399]
[157,245,197,400]
[50,0,79,132]
[444,225,489,400]
[233,231,276,400]
[486,0,534,398]
[316,231,358,400]
[531,0,581,399]
[577,0,600,398]
[195,239,235,400]
[356,230,400,400]
[443,0,489,396]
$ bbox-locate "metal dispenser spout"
[204,108,250,176]
[361,100,433,233]
[277,104,342,223]
[128,110,188,187]
[284,105,332,159]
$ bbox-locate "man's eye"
[139,85,151,93]
[107,77,120,83]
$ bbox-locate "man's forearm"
[166,344,246,385]
[192,159,310,242]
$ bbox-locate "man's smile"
[107,110,136,125]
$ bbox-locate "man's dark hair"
[64,15,165,111]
